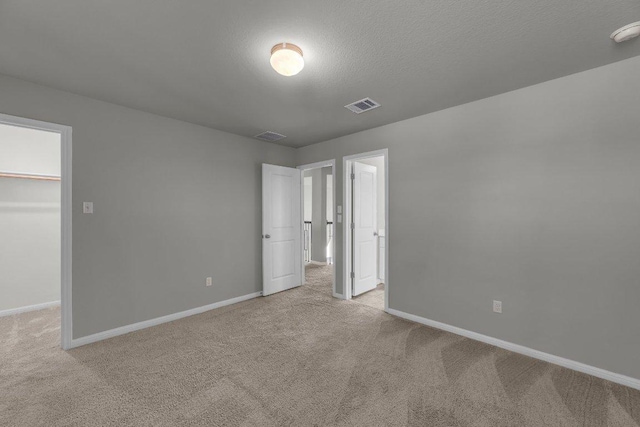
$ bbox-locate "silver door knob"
[264,234,271,239]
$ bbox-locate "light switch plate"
[83,202,93,214]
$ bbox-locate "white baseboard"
[0,300,60,317]
[332,292,345,299]
[69,291,262,349]
[386,308,640,391]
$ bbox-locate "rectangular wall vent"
[344,97,381,114]
[254,131,286,142]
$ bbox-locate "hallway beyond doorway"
[304,263,384,311]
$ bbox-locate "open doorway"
[344,149,388,311]
[298,160,336,298]
[0,113,72,349]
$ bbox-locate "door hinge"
[351,173,355,180]
[350,223,355,229]
[350,272,355,279]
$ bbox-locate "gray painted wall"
[0,74,295,338]
[295,56,640,379]
[303,175,312,222]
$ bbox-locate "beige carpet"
[352,283,384,311]
[304,262,335,295]
[2,289,640,426]
[305,263,385,311]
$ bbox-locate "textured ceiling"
[0,1,639,147]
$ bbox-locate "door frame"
[297,159,337,298]
[343,149,389,311]
[0,112,73,350]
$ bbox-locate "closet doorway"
[0,113,72,349]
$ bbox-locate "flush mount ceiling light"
[270,43,304,76]
[610,22,640,43]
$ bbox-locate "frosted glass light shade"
[270,43,304,76]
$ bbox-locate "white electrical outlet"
[493,300,502,314]
[206,277,212,287]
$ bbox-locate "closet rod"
[0,171,61,181]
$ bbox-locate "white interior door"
[262,164,302,296]
[352,162,377,296]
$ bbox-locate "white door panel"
[262,164,301,296]
[352,162,377,296]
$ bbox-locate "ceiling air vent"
[345,97,381,114]
[255,131,286,142]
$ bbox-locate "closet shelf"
[0,171,61,181]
